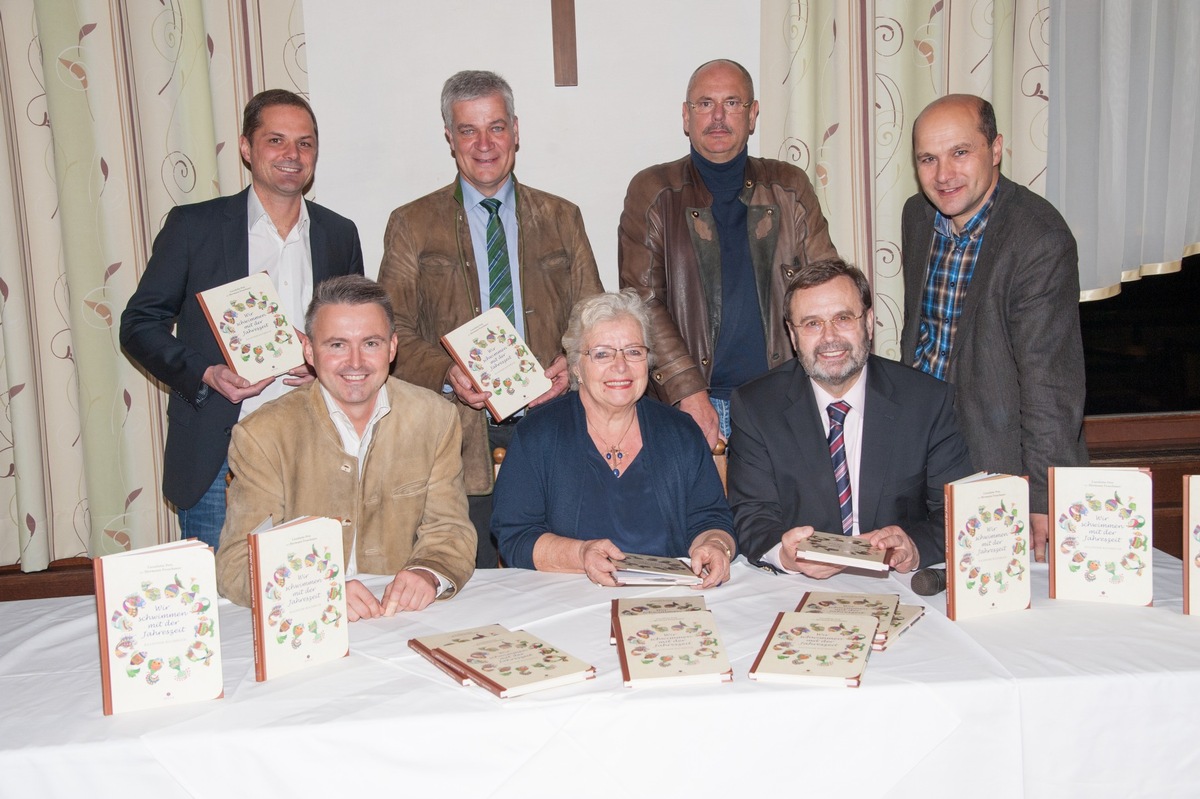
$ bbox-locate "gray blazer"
[728,355,974,570]
[899,175,1088,514]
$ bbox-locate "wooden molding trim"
[0,558,94,602]
[1085,412,1200,453]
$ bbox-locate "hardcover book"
[248,516,349,681]
[876,604,925,651]
[944,472,1031,620]
[748,611,878,687]
[435,629,595,698]
[196,272,305,383]
[794,530,889,572]
[1185,476,1199,615]
[1049,467,1153,606]
[93,540,223,715]
[408,624,510,685]
[615,609,732,687]
[612,553,701,586]
[440,307,551,421]
[795,591,898,645]
[610,595,709,644]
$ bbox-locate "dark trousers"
[468,422,516,569]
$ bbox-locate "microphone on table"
[910,567,947,596]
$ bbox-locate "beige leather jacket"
[216,378,476,607]
[379,178,603,495]
[618,155,838,405]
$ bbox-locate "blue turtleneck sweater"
[691,147,768,400]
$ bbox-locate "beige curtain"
[1047,0,1200,300]
[0,0,308,572]
[759,0,1052,358]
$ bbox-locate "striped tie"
[480,198,514,324]
[827,401,854,536]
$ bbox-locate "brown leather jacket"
[618,155,838,404]
[379,177,602,495]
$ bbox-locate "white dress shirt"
[240,187,313,419]
[317,385,450,595]
[765,364,869,572]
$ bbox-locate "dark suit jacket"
[899,175,1088,514]
[728,355,974,569]
[119,187,363,509]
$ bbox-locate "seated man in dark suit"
[728,259,973,577]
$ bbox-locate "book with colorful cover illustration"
[248,516,349,681]
[748,611,878,687]
[435,629,595,698]
[794,530,889,572]
[610,595,708,644]
[795,591,897,645]
[1184,476,1199,615]
[944,472,1031,620]
[614,609,732,687]
[1049,467,1153,606]
[876,604,925,651]
[439,307,551,421]
[612,553,702,586]
[197,272,305,383]
[408,624,509,685]
[93,540,223,715]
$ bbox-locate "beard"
[799,335,870,391]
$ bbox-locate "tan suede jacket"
[215,378,476,607]
[618,155,838,405]
[379,178,603,495]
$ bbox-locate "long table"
[1,557,1196,798]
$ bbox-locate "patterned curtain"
[0,0,308,572]
[759,0,1052,357]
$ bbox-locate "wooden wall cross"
[551,0,578,86]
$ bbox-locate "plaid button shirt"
[912,191,997,380]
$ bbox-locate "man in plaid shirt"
[899,94,1088,562]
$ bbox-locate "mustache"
[703,122,732,135]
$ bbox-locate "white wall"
[304,0,760,287]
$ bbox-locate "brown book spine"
[609,599,620,645]
[793,591,814,612]
[92,558,115,716]
[1185,475,1193,615]
[434,647,508,697]
[614,613,635,685]
[438,332,508,422]
[408,639,470,686]
[1048,468,1058,599]
[944,484,958,620]
[248,534,267,682]
[748,611,786,679]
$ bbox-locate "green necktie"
[480,198,514,323]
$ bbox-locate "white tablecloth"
[1,557,1196,798]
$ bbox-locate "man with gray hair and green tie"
[379,69,602,569]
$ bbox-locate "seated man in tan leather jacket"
[379,70,602,569]
[215,276,476,621]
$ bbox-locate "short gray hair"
[562,289,655,390]
[441,70,515,128]
[304,275,395,337]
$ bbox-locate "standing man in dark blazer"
[729,259,973,576]
[899,94,1087,562]
[120,89,364,549]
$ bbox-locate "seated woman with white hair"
[491,289,735,588]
